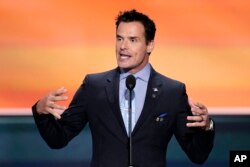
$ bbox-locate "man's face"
[116,21,154,74]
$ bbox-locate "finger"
[191,106,204,115]
[191,103,208,115]
[187,115,209,129]
[47,107,62,119]
[50,95,68,102]
[188,98,201,115]
[195,104,208,116]
[47,100,66,109]
[187,115,203,122]
[52,112,61,120]
[186,121,207,128]
[195,102,207,111]
[53,108,65,115]
[53,87,68,96]
[188,98,207,111]
[45,100,57,110]
[51,103,67,111]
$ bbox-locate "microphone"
[126,74,136,91]
[125,75,136,167]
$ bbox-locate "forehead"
[116,21,145,37]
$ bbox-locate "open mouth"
[119,53,131,60]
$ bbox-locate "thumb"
[188,97,196,108]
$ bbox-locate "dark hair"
[115,9,156,44]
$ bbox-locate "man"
[32,9,214,167]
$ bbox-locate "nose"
[120,39,128,50]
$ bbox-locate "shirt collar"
[120,63,151,82]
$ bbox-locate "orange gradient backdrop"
[0,0,250,114]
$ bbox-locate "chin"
[118,62,130,68]
[118,64,132,71]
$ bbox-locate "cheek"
[134,48,147,60]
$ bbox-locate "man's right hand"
[36,87,68,119]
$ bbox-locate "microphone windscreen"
[126,75,136,91]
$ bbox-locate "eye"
[130,37,138,43]
[116,36,122,42]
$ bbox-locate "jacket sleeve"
[174,84,215,164]
[32,76,90,149]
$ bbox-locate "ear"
[146,40,154,55]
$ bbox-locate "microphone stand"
[128,89,134,167]
[126,75,136,167]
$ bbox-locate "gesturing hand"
[186,98,211,130]
[36,87,68,119]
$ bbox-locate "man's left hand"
[186,98,211,130]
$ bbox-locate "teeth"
[121,56,129,59]
[120,54,130,59]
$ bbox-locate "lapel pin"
[152,88,158,98]
[153,88,158,92]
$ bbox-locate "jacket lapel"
[105,68,128,142]
[103,68,163,141]
[132,68,162,135]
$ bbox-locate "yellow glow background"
[0,1,250,113]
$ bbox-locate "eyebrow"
[116,34,140,40]
[116,34,123,38]
[129,36,139,40]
